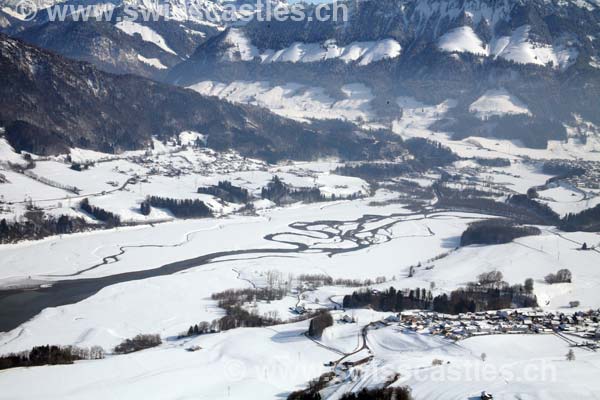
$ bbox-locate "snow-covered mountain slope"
[0,34,403,160]
[137,54,167,69]
[219,28,402,65]
[0,0,229,25]
[261,38,401,66]
[438,26,488,56]
[438,24,579,70]
[166,0,600,150]
[469,89,532,119]
[189,81,374,121]
[12,19,187,78]
[3,0,599,79]
[0,0,229,77]
[189,80,375,123]
[115,21,177,55]
[183,0,597,67]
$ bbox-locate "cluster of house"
[126,145,268,179]
[388,309,600,341]
[564,160,600,190]
[290,305,308,315]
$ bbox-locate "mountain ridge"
[0,33,405,161]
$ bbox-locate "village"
[542,159,600,190]
[351,308,600,347]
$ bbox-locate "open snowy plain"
[1,88,600,400]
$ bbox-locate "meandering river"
[0,210,473,333]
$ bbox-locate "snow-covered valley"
[1,97,600,399]
[2,2,600,393]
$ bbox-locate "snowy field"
[1,85,600,399]
[373,330,600,400]
[0,321,335,400]
[2,313,599,400]
[0,139,366,222]
[0,184,599,385]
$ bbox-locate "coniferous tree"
[147,196,212,219]
[308,311,333,338]
[140,201,151,216]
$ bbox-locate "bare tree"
[478,270,504,287]
[90,345,105,360]
[524,278,534,293]
[545,269,573,284]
